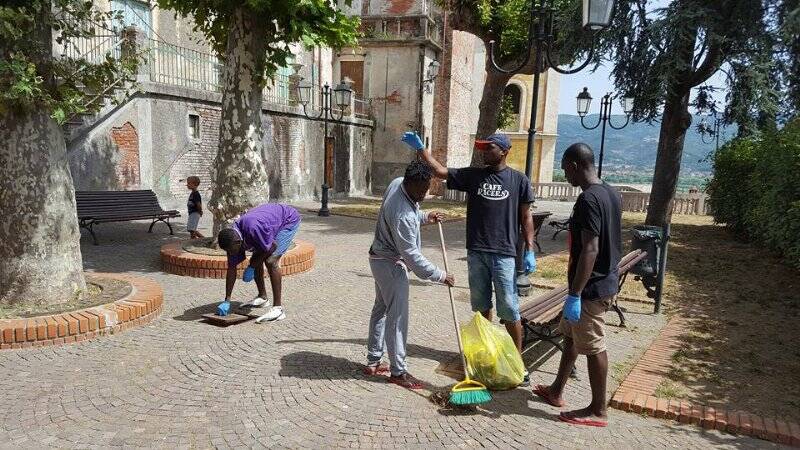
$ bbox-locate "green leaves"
[0,1,135,122]
[496,94,517,130]
[602,0,794,127]
[446,0,594,72]
[707,119,800,268]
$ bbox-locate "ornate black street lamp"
[296,81,353,216]
[576,87,634,178]
[486,0,617,296]
[699,112,724,151]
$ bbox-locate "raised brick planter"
[610,317,800,447]
[160,239,315,278]
[0,273,163,350]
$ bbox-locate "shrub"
[707,119,800,268]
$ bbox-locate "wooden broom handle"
[437,221,469,377]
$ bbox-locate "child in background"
[186,176,204,239]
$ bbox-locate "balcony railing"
[54,26,372,119]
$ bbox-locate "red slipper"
[533,384,565,407]
[387,373,424,390]
[558,412,608,427]
[362,363,390,376]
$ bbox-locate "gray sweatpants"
[367,258,410,377]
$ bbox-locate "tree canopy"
[601,0,797,133]
[446,0,596,71]
[0,0,135,123]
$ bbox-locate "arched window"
[498,84,523,131]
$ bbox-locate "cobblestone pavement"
[0,203,781,449]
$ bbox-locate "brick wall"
[69,84,373,207]
[168,106,220,200]
[110,122,141,189]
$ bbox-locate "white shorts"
[187,212,201,231]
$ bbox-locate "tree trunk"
[0,111,87,307]
[645,91,692,226]
[646,14,698,227]
[470,68,513,167]
[208,7,271,236]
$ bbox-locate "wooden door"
[340,61,364,97]
[325,136,334,187]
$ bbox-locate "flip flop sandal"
[558,412,608,428]
[362,363,390,376]
[533,384,565,407]
[387,374,424,390]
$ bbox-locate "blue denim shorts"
[274,222,300,256]
[467,250,520,322]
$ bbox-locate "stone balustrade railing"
[443,181,710,216]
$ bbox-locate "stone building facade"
[66,1,375,209]
[336,0,442,192]
[67,0,559,206]
[334,0,561,191]
[430,23,560,188]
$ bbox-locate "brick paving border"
[0,273,163,350]
[610,317,800,447]
[160,239,315,278]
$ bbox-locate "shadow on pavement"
[172,301,255,322]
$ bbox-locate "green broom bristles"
[449,388,492,405]
[448,378,492,405]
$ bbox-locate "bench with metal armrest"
[76,190,181,245]
[519,249,650,352]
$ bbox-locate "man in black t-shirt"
[532,143,622,428]
[408,132,536,385]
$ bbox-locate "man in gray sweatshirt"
[365,160,455,389]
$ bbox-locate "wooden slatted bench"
[520,249,649,352]
[76,190,180,245]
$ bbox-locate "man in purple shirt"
[216,203,301,323]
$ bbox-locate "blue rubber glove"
[217,301,231,317]
[401,131,424,151]
[564,294,581,323]
[523,249,536,274]
[242,266,255,282]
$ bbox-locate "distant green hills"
[555,114,737,178]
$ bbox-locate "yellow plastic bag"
[460,312,525,390]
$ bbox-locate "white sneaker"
[241,296,269,308]
[255,306,285,323]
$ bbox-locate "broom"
[437,221,491,406]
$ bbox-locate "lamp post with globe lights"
[296,81,353,217]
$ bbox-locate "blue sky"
[557,62,728,116]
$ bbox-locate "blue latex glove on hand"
[242,266,255,282]
[564,294,581,323]
[401,132,424,151]
[523,250,536,274]
[217,301,231,317]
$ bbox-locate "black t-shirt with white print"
[447,166,535,257]
[568,182,623,301]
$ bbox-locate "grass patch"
[654,379,687,399]
[611,356,636,383]
[531,252,569,282]
[620,212,800,422]
[329,198,467,221]
[528,211,800,421]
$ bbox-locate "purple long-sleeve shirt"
[228,204,301,267]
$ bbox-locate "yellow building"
[499,71,560,184]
